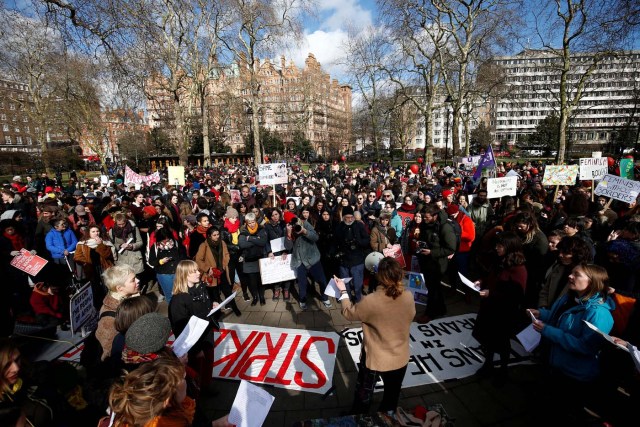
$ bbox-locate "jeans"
[156,273,175,303]
[339,263,365,302]
[295,262,329,302]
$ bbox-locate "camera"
[290,217,302,233]
[416,241,429,253]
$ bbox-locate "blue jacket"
[539,292,615,382]
[390,210,403,239]
[45,228,78,259]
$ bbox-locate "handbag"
[202,268,222,287]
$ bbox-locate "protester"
[333,206,370,302]
[74,225,116,308]
[237,212,267,306]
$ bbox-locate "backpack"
[443,219,462,252]
[79,310,115,372]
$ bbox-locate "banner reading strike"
[258,163,288,185]
[486,176,517,199]
[541,165,578,186]
[343,314,530,390]
[579,157,608,180]
[595,174,640,204]
[213,324,340,394]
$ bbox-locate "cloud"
[316,0,373,32]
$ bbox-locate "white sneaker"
[157,294,165,302]
[299,301,307,310]
[322,299,332,308]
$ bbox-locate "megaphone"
[365,251,384,273]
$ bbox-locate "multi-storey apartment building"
[491,50,640,152]
[147,53,352,157]
[0,79,44,154]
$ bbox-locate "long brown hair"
[376,257,404,299]
[574,263,610,301]
[0,338,20,395]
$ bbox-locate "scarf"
[112,220,133,240]
[195,224,209,238]
[246,222,258,235]
[121,346,160,364]
[207,239,223,270]
[224,217,240,233]
[157,239,175,251]
[3,231,25,251]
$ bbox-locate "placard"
[230,189,241,204]
[460,155,481,170]
[168,166,186,186]
[486,176,517,199]
[620,158,634,180]
[594,174,640,204]
[343,314,531,390]
[404,272,428,305]
[541,165,578,186]
[397,212,414,229]
[258,254,296,284]
[579,157,608,180]
[10,249,48,276]
[69,283,94,333]
[213,323,340,394]
[258,163,288,185]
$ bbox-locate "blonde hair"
[102,264,136,293]
[108,356,185,427]
[172,260,199,295]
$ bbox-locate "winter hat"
[446,204,460,216]
[74,205,87,216]
[143,205,158,216]
[85,192,96,199]
[283,210,296,224]
[73,190,83,196]
[442,190,453,198]
[342,206,355,216]
[45,186,54,193]
[12,176,21,182]
[125,313,172,355]
[225,206,239,219]
[184,214,197,226]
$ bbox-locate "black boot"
[251,296,258,306]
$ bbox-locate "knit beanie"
[125,313,172,355]
[283,211,296,224]
[143,206,158,216]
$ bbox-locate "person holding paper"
[264,208,292,301]
[527,263,614,423]
[472,231,527,384]
[238,213,268,306]
[334,257,415,415]
[110,213,145,276]
[169,260,219,393]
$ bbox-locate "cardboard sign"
[620,158,634,180]
[397,212,415,230]
[230,189,241,204]
[486,176,517,199]
[168,166,186,186]
[258,163,288,185]
[595,174,640,204]
[579,157,608,180]
[213,323,340,394]
[10,249,48,276]
[258,254,297,284]
[69,283,94,333]
[404,272,428,305]
[343,314,531,390]
[460,156,481,170]
[541,165,578,186]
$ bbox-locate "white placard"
[595,174,640,204]
[214,324,340,394]
[167,165,186,186]
[579,157,608,180]
[258,254,296,285]
[269,237,285,253]
[100,175,109,185]
[458,272,480,292]
[172,316,210,357]
[516,324,541,353]
[343,314,531,390]
[460,155,482,170]
[69,282,94,333]
[258,163,288,185]
[228,380,275,427]
[486,176,517,199]
[592,151,602,158]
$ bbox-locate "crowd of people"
[0,158,638,425]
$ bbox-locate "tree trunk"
[202,86,211,167]
[174,93,188,167]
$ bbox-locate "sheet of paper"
[118,237,133,254]
[207,292,237,317]
[171,316,209,357]
[516,324,541,353]
[583,320,629,352]
[228,380,275,427]
[458,272,480,292]
[269,237,285,253]
[324,277,352,298]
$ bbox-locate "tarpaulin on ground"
[213,323,340,395]
[343,314,531,390]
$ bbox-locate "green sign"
[620,158,634,180]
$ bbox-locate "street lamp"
[444,95,452,166]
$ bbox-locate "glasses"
[384,194,393,198]
[357,197,363,200]
[369,195,376,198]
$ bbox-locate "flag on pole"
[473,145,497,180]
[424,162,433,177]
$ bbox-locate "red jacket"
[30,283,63,318]
[456,212,476,253]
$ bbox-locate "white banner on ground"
[579,157,608,180]
[486,176,517,199]
[258,254,297,284]
[258,163,288,185]
[595,174,640,204]
[213,323,340,394]
[343,314,530,390]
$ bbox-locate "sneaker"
[272,289,281,301]
[283,290,290,301]
[243,294,251,302]
[157,294,165,303]
[299,300,307,310]
[322,299,332,308]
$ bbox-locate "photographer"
[333,206,371,302]
[284,214,332,310]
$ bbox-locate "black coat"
[333,220,370,267]
[168,283,215,354]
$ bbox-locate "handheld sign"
[258,254,296,284]
[10,249,48,276]
[69,283,94,334]
[579,157,608,180]
[594,174,640,204]
[542,165,579,186]
[486,176,517,199]
[258,163,288,185]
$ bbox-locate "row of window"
[3,136,33,144]
[2,124,30,132]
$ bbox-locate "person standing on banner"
[333,206,371,302]
[415,204,457,323]
[333,257,415,415]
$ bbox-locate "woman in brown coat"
[74,224,116,308]
[194,225,241,316]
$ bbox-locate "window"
[0,114,5,120]
[16,136,22,144]
[2,124,8,131]
[9,103,15,110]
[4,136,11,144]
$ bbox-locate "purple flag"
[424,162,433,177]
[473,145,496,180]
